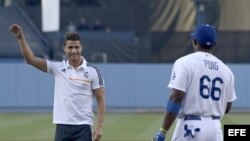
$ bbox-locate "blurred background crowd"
[1,0,250,63]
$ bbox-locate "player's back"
[176,51,234,117]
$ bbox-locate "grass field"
[0,112,250,141]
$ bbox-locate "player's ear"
[194,39,197,45]
[63,45,66,52]
[213,42,216,46]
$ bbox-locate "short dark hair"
[64,32,81,45]
[65,32,80,41]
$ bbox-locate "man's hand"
[92,127,103,141]
[9,24,23,39]
[152,129,167,141]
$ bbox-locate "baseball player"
[152,24,237,141]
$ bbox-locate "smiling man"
[10,24,106,141]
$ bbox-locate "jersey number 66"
[199,75,224,101]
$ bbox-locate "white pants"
[171,116,223,141]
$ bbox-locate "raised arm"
[9,24,47,72]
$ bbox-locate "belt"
[183,115,220,120]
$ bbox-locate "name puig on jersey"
[204,59,218,70]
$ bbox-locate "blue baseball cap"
[190,24,216,48]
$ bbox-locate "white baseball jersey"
[47,57,104,125]
[168,51,237,117]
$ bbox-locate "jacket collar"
[62,56,86,71]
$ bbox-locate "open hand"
[9,24,23,39]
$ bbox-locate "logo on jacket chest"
[83,71,89,78]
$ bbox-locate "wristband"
[166,100,181,114]
[159,127,168,134]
